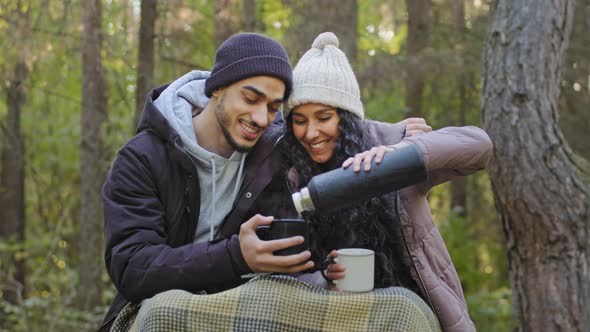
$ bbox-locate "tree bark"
[215,0,235,47]
[1,63,28,305]
[285,0,358,65]
[0,4,30,306]
[80,0,107,310]
[450,0,467,216]
[404,0,429,118]
[243,0,262,32]
[481,1,590,330]
[134,0,157,130]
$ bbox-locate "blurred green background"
[1,1,588,331]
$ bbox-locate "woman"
[265,32,492,331]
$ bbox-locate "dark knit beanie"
[205,33,293,99]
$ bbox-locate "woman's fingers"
[400,117,432,137]
[342,146,393,172]
[363,147,378,171]
[323,250,345,281]
[342,157,354,169]
[353,152,368,172]
[325,263,346,280]
[324,252,345,291]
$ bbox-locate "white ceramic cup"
[329,248,375,292]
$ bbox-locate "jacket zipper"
[173,140,199,241]
[234,132,284,204]
[170,191,186,227]
[169,142,189,224]
[174,142,200,241]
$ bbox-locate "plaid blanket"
[111,275,441,332]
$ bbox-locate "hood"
[137,70,210,146]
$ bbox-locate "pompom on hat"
[205,33,293,99]
[286,32,364,120]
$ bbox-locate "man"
[100,33,313,331]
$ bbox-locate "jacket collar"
[239,120,284,194]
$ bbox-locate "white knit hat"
[286,32,364,120]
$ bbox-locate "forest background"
[0,1,588,331]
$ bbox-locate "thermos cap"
[292,187,315,214]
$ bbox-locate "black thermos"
[291,144,427,214]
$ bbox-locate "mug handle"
[320,257,337,282]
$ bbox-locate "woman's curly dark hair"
[278,110,416,289]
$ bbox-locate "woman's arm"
[343,126,493,195]
[404,126,493,194]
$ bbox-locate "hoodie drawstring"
[208,153,246,241]
[209,157,216,241]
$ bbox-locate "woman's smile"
[292,103,341,164]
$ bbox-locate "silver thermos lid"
[291,187,315,215]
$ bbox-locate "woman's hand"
[400,117,432,137]
[342,146,393,172]
[323,250,346,291]
[342,140,414,173]
[342,117,428,172]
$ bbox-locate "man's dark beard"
[216,100,256,153]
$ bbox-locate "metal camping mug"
[320,248,375,292]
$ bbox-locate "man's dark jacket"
[99,84,284,331]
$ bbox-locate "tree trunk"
[134,0,157,129]
[481,1,590,331]
[1,62,28,305]
[404,0,429,118]
[215,0,235,47]
[0,4,30,306]
[450,0,467,216]
[285,0,358,64]
[243,0,262,32]
[80,0,107,310]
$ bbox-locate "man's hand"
[239,215,314,273]
[400,117,432,137]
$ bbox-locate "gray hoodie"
[153,70,247,243]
